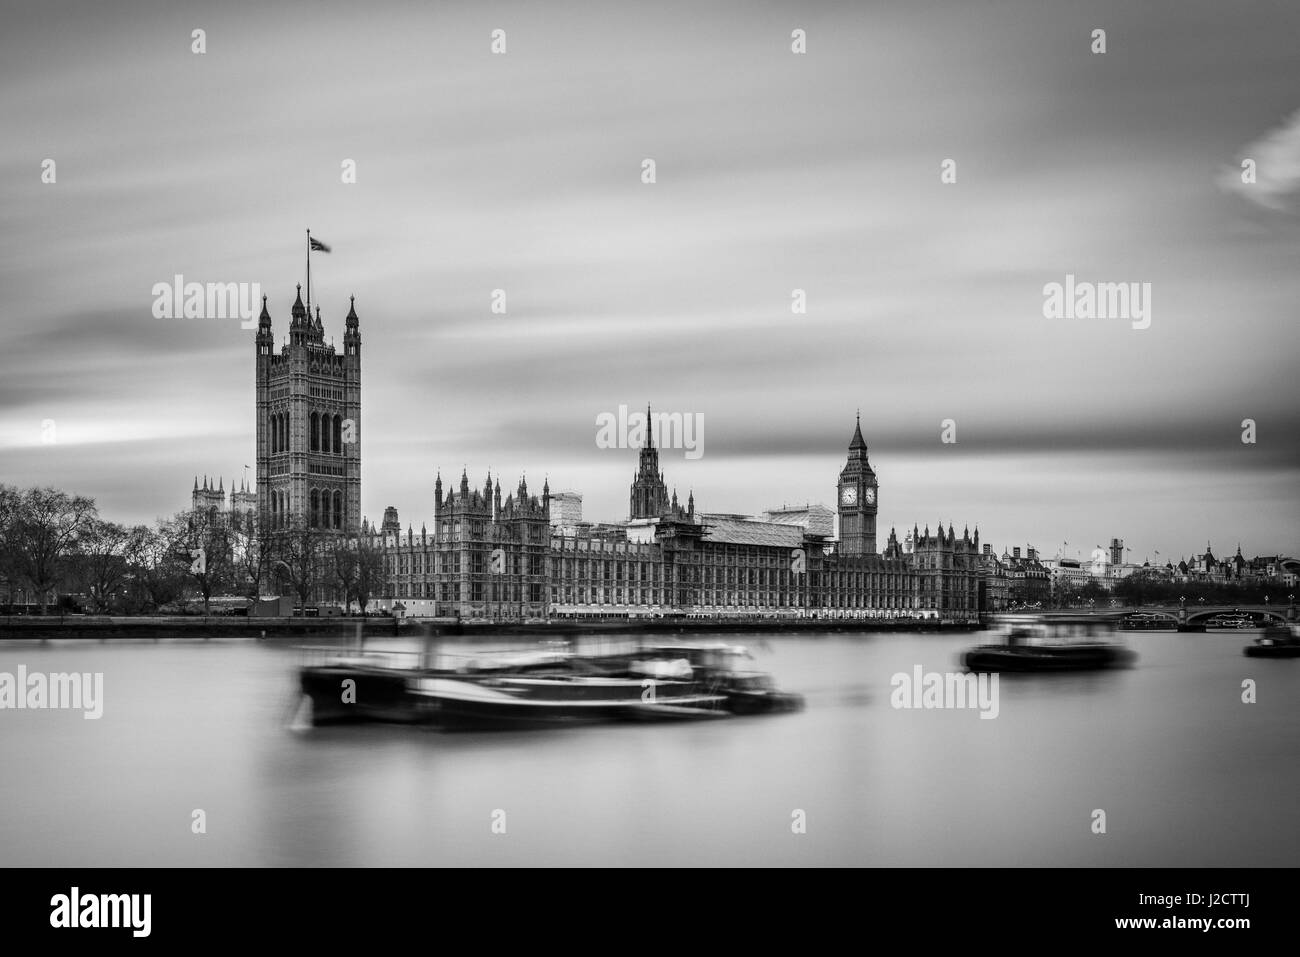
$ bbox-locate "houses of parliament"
[197,287,984,620]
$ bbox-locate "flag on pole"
[310,237,331,253]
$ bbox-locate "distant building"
[548,491,583,531]
[763,503,834,538]
[979,544,1010,612]
[189,475,257,522]
[1001,546,1051,605]
[1042,556,1090,591]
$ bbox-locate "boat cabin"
[992,614,1119,647]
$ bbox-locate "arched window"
[324,413,333,454]
[270,415,278,454]
[278,413,287,453]
[333,490,343,529]
[321,491,331,529]
[310,489,320,527]
[310,412,320,452]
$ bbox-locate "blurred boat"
[298,640,803,729]
[1208,614,1253,629]
[1243,624,1300,658]
[299,648,571,725]
[638,642,805,715]
[964,614,1137,672]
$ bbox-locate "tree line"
[0,485,385,616]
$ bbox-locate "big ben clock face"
[864,487,876,505]
[840,486,857,506]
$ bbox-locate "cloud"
[1221,107,1300,213]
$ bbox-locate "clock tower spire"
[837,412,878,556]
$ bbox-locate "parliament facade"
[360,419,982,622]
[250,291,982,620]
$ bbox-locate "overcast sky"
[2,0,1298,563]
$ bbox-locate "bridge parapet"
[1128,604,1293,624]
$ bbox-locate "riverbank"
[0,614,986,641]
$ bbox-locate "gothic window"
[332,490,342,529]
[310,489,320,527]
[270,415,278,454]
[333,414,342,454]
[310,412,320,452]
[321,491,331,529]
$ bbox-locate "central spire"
[849,412,867,452]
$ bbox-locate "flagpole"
[306,228,311,316]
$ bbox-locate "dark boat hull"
[963,644,1136,672]
[1243,644,1300,658]
[726,690,806,714]
[301,665,421,724]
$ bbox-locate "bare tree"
[132,522,187,611]
[274,519,323,612]
[77,518,135,613]
[355,537,385,616]
[231,510,276,602]
[164,509,235,616]
[330,537,360,615]
[3,487,98,614]
[0,484,22,608]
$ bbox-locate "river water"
[1,630,1296,866]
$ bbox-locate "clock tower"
[837,413,878,556]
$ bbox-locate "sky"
[1,0,1298,564]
